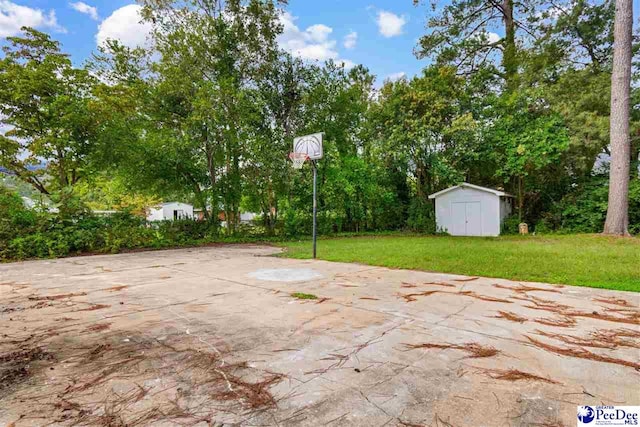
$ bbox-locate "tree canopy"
[0,0,638,236]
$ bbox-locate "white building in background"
[428,183,514,237]
[146,202,194,221]
[240,212,258,223]
[21,196,36,209]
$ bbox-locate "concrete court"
[0,245,638,426]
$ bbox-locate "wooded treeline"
[1,0,639,236]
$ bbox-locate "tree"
[367,66,483,230]
[413,0,533,90]
[0,28,100,196]
[486,90,570,220]
[369,67,477,198]
[603,0,633,235]
[137,0,284,233]
[243,53,308,234]
[298,62,385,233]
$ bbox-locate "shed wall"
[147,203,194,221]
[434,188,501,236]
[147,207,164,222]
[162,203,194,220]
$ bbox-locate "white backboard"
[293,132,323,160]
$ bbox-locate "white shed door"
[451,202,467,235]
[465,202,482,236]
[450,201,482,236]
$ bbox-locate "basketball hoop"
[289,152,309,169]
[291,132,324,259]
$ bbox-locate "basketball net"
[289,152,309,169]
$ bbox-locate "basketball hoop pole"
[292,132,323,259]
[312,160,317,259]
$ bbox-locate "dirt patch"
[28,292,87,301]
[534,316,577,328]
[516,294,640,326]
[0,347,55,398]
[101,285,129,292]
[493,311,527,323]
[425,282,457,288]
[85,323,111,332]
[403,342,500,359]
[574,310,640,326]
[3,332,284,425]
[477,368,559,384]
[535,328,640,350]
[513,295,571,311]
[398,290,512,304]
[526,336,640,370]
[75,304,111,312]
[593,296,634,307]
[493,284,561,294]
[457,291,512,304]
[401,283,418,288]
[402,281,456,289]
[398,290,441,302]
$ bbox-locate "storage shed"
[428,183,514,236]
[146,202,194,221]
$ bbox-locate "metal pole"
[312,160,317,259]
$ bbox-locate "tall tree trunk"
[502,0,518,91]
[603,0,633,236]
[518,175,524,222]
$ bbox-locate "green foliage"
[407,198,436,233]
[0,187,38,253]
[1,0,638,264]
[501,215,521,235]
[290,292,318,300]
[540,175,640,234]
[0,28,102,196]
[488,93,570,182]
[1,208,222,260]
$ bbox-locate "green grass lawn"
[281,234,640,292]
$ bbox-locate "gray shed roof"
[428,183,514,199]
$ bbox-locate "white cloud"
[386,72,406,82]
[376,10,406,38]
[0,121,12,136]
[471,31,501,45]
[96,4,152,48]
[278,11,355,68]
[0,1,66,37]
[343,31,357,49]
[69,2,98,21]
[305,24,332,43]
[278,12,336,61]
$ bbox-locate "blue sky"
[0,0,431,84]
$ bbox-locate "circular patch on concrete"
[247,268,323,282]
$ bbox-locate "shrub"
[155,219,218,242]
[542,175,640,234]
[1,208,229,260]
[406,198,436,233]
[501,215,521,235]
[0,188,40,255]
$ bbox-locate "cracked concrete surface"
[0,245,638,426]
